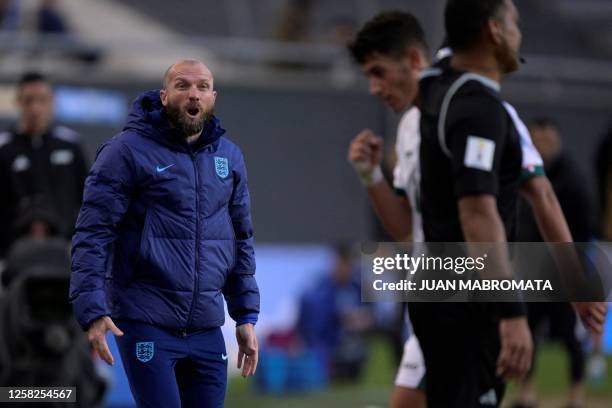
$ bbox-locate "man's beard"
[495,37,520,74]
[166,102,214,137]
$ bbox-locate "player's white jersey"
[502,101,545,179]
[393,106,424,242]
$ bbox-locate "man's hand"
[573,302,608,334]
[236,323,258,378]
[87,316,124,366]
[497,317,533,381]
[348,129,384,186]
[348,129,384,165]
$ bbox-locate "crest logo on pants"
[214,156,229,178]
[136,342,154,362]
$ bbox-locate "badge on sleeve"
[464,136,495,171]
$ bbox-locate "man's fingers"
[590,305,607,325]
[237,346,258,377]
[251,352,258,376]
[349,143,372,160]
[369,137,383,149]
[237,350,244,369]
[242,354,256,377]
[585,317,603,335]
[106,318,124,337]
[503,348,520,380]
[95,337,114,366]
[497,345,525,380]
[578,304,606,334]
[496,346,510,376]
[505,346,520,379]
[241,355,249,377]
[503,345,531,381]
[516,347,531,381]
[356,129,375,142]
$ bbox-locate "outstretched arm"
[70,138,134,364]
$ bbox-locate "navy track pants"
[115,320,228,408]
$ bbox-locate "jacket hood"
[123,89,225,152]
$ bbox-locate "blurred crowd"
[0,0,99,63]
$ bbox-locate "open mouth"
[186,106,200,118]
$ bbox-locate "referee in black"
[412,1,531,406]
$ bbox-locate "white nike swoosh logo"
[156,164,175,173]
[221,353,228,360]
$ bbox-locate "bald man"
[70,59,260,407]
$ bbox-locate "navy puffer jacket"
[70,90,259,332]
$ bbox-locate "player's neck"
[17,122,47,137]
[450,52,502,84]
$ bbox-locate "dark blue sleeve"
[223,149,260,326]
[69,138,134,330]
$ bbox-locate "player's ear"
[487,18,504,46]
[160,89,168,107]
[407,47,424,69]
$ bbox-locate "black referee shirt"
[0,126,89,254]
[418,66,523,242]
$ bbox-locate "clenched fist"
[348,129,384,185]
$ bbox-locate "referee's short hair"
[347,11,429,65]
[445,0,506,51]
[17,71,49,89]
[529,117,560,131]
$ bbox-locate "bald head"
[162,59,213,90]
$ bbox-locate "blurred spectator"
[326,16,358,87]
[520,117,596,242]
[273,0,312,43]
[270,0,313,70]
[0,72,89,258]
[36,0,100,63]
[38,0,67,34]
[514,117,595,408]
[595,124,612,240]
[296,244,374,382]
[0,0,18,31]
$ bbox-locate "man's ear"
[406,46,424,69]
[160,89,168,107]
[487,18,504,46]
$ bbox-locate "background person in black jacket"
[513,117,597,408]
[0,72,89,257]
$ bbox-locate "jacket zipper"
[184,152,201,335]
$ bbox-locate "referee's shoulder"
[51,125,82,145]
[453,79,505,115]
[0,130,14,151]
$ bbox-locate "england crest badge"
[214,156,229,178]
[136,342,154,362]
